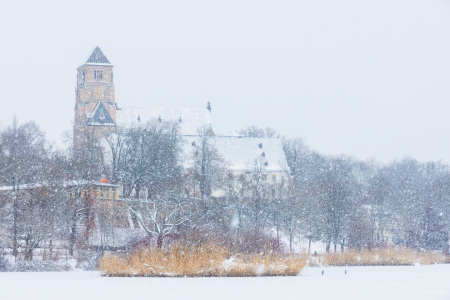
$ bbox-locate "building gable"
[87,102,116,126]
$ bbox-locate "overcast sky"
[1,0,450,164]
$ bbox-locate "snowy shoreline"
[0,265,448,300]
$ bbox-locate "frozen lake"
[0,264,449,300]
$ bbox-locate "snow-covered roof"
[0,182,43,192]
[85,46,111,65]
[117,107,213,136]
[182,136,288,172]
[87,102,116,126]
[0,180,119,192]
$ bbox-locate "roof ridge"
[121,106,209,111]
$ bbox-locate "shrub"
[225,230,286,254]
[176,229,286,255]
[131,233,179,251]
[10,260,73,272]
[0,249,11,271]
[75,249,102,271]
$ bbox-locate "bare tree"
[0,118,47,259]
[186,130,228,198]
[316,157,356,252]
[128,175,205,248]
[106,120,181,199]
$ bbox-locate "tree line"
[0,119,448,264]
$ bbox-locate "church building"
[73,47,289,190]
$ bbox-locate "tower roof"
[85,46,111,65]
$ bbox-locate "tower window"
[94,70,103,79]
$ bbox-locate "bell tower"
[74,47,117,151]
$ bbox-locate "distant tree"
[239,126,280,138]
[431,172,450,252]
[348,207,374,250]
[278,187,302,253]
[230,159,284,238]
[185,128,228,198]
[420,204,448,251]
[282,138,310,179]
[0,118,47,258]
[23,151,69,261]
[222,171,251,236]
[128,174,205,249]
[367,159,450,251]
[71,127,106,182]
[367,165,395,245]
[105,120,212,249]
[106,120,182,199]
[283,138,327,252]
[317,157,357,252]
[104,126,127,184]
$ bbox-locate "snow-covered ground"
[0,265,448,300]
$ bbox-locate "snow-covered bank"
[0,265,449,300]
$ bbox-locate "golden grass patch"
[100,243,307,277]
[320,248,449,266]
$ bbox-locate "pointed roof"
[85,46,111,65]
[86,102,116,126]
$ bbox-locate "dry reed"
[320,248,449,266]
[100,243,307,277]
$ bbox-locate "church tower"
[74,47,117,152]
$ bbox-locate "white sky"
[1,0,450,164]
